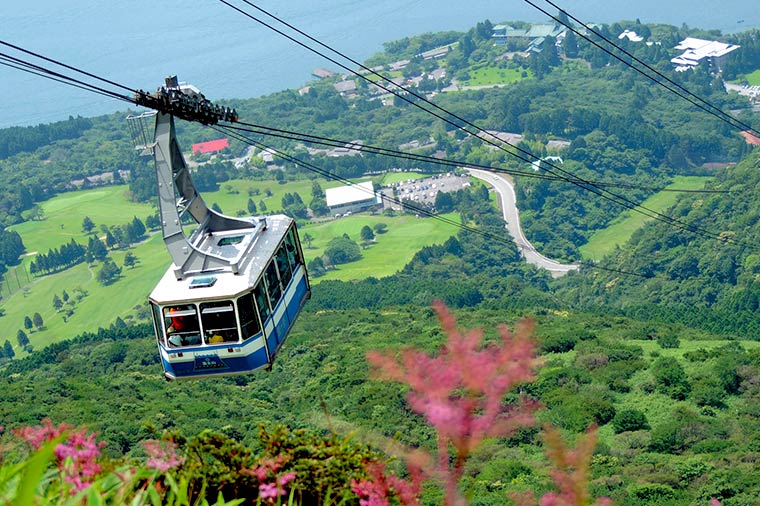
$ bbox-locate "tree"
[309,197,329,217]
[53,294,63,311]
[212,203,223,214]
[311,181,325,199]
[324,235,362,265]
[32,312,43,329]
[360,225,375,242]
[434,191,455,212]
[124,252,139,269]
[3,339,14,360]
[27,205,45,221]
[247,198,257,214]
[82,216,96,234]
[24,315,33,332]
[126,216,146,242]
[145,213,160,230]
[16,329,29,349]
[612,408,650,433]
[651,357,691,400]
[97,258,122,285]
[88,236,108,261]
[373,223,388,234]
[259,200,267,212]
[562,30,579,58]
[302,233,314,249]
[307,257,327,277]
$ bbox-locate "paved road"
[467,168,579,278]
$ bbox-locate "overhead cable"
[216,0,750,249]
[227,121,730,193]
[524,0,760,138]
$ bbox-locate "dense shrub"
[612,409,650,434]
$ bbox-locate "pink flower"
[367,301,539,505]
[13,418,70,449]
[259,482,282,500]
[142,439,186,472]
[258,471,297,501]
[351,461,422,506]
[54,428,106,492]
[13,419,105,493]
[537,425,611,506]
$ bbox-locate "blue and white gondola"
[148,218,310,380]
[129,77,310,380]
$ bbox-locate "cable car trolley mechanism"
[128,76,310,380]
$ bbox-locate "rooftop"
[192,138,229,155]
[149,215,292,304]
[618,30,644,42]
[671,37,740,67]
[325,181,376,208]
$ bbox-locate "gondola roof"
[149,214,293,304]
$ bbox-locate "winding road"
[467,168,579,278]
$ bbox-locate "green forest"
[2,12,760,505]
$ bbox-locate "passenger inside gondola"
[164,305,201,347]
[201,301,239,344]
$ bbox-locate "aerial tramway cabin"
[148,218,310,380]
[131,76,310,380]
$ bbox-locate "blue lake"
[1,0,758,127]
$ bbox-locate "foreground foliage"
[2,303,616,505]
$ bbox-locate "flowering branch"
[367,301,540,505]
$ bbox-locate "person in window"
[207,333,225,344]
[167,307,189,334]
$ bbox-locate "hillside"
[4,301,760,504]
[2,15,760,505]
[555,149,760,336]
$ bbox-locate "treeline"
[0,229,25,273]
[554,150,760,336]
[312,183,556,312]
[724,29,760,80]
[29,239,85,275]
[27,216,147,278]
[3,322,152,375]
[129,159,235,203]
[0,116,93,159]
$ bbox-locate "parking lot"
[387,172,471,210]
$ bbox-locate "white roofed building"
[325,181,381,216]
[671,37,740,72]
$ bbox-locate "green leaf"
[12,437,62,506]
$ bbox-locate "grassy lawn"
[205,177,377,216]
[377,172,430,185]
[743,69,760,86]
[461,66,526,86]
[1,233,169,355]
[10,186,155,253]
[300,213,460,282]
[579,176,712,260]
[1,180,461,353]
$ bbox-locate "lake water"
[1,0,758,128]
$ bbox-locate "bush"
[628,483,676,501]
[324,235,362,265]
[657,333,680,349]
[691,379,727,409]
[612,408,650,434]
[650,357,691,400]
